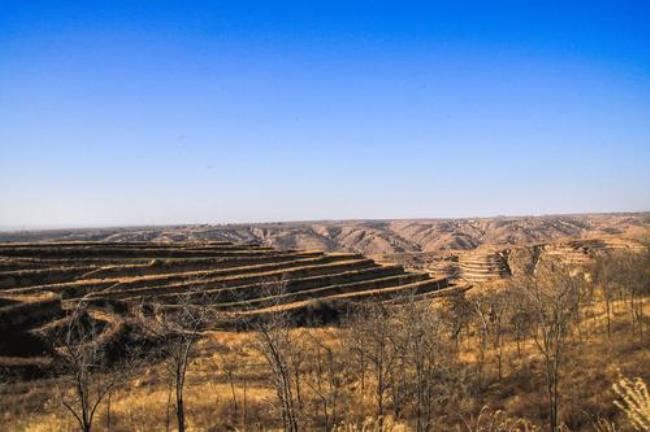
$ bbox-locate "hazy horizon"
[1,209,649,233]
[2,1,650,227]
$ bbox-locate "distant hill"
[1,213,648,256]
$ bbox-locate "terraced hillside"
[436,238,647,284]
[0,241,458,375]
[457,249,511,283]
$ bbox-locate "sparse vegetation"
[0,237,649,431]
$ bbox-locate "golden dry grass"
[3,295,649,431]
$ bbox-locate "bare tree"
[440,293,473,353]
[137,288,212,432]
[394,297,451,432]
[508,287,534,359]
[304,329,345,430]
[51,302,125,432]
[513,263,580,432]
[472,290,508,382]
[471,294,491,390]
[246,281,302,432]
[616,251,650,341]
[594,253,625,339]
[217,347,240,422]
[346,302,397,428]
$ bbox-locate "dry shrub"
[461,406,540,432]
[613,376,650,431]
[332,415,408,432]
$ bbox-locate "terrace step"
[86,253,362,290]
[68,255,331,286]
[233,276,449,318]
[77,252,334,280]
[5,256,372,298]
[456,268,506,275]
[461,273,504,282]
[0,266,106,289]
[458,251,510,282]
[0,246,286,259]
[107,264,403,302]
[0,241,236,248]
[94,258,377,299]
[382,284,472,305]
[210,272,430,311]
[0,251,325,272]
[0,294,63,331]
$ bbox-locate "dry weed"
[613,376,650,431]
[593,417,619,432]
[461,406,540,432]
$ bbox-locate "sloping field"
[0,241,455,374]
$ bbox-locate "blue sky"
[1,1,649,227]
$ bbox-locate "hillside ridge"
[1,213,648,257]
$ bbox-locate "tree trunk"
[176,379,186,432]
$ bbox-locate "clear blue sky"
[1,1,649,227]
